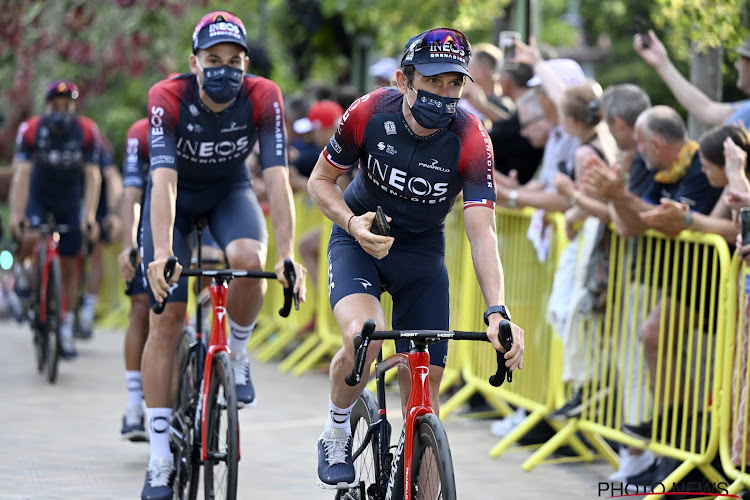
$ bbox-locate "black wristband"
[484,305,511,325]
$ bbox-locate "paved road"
[0,320,612,499]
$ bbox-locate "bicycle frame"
[375,346,433,500]
[34,232,66,323]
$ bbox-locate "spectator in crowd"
[461,42,513,126]
[495,58,586,212]
[491,62,545,186]
[635,31,750,127]
[583,106,723,447]
[369,56,398,89]
[293,99,345,287]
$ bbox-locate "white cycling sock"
[61,312,75,338]
[126,371,143,409]
[146,407,173,464]
[325,397,356,430]
[228,319,255,355]
[82,293,98,317]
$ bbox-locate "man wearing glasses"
[308,27,525,489]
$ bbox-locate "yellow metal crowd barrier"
[515,226,731,499]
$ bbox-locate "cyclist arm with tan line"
[464,205,525,371]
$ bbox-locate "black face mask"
[406,86,459,130]
[197,60,244,104]
[47,111,73,135]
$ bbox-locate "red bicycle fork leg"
[403,350,433,500]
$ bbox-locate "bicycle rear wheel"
[410,413,456,500]
[336,389,381,500]
[172,326,200,500]
[45,258,62,384]
[203,349,238,500]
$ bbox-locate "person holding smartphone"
[634,30,750,127]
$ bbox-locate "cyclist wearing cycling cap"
[140,12,306,499]
[308,27,525,489]
[10,80,102,360]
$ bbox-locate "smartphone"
[741,207,750,245]
[370,206,390,236]
[499,31,520,62]
[557,161,568,174]
[635,16,650,48]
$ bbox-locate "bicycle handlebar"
[345,319,514,388]
[151,256,299,317]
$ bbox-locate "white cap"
[293,117,313,135]
[369,57,399,80]
[527,58,586,87]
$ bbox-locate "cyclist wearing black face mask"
[308,27,526,489]
[9,80,102,359]
[140,11,306,500]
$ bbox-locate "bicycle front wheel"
[410,413,456,500]
[173,327,200,500]
[45,258,62,384]
[337,389,381,500]
[32,244,46,373]
[203,349,238,500]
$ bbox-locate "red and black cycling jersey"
[16,114,99,201]
[324,87,496,235]
[123,118,150,192]
[147,73,287,191]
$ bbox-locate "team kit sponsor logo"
[427,35,467,64]
[208,22,242,40]
[365,153,448,204]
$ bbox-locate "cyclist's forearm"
[105,167,123,214]
[465,208,505,306]
[308,157,353,232]
[10,160,31,219]
[264,166,296,260]
[120,186,142,250]
[150,168,177,258]
[83,164,101,223]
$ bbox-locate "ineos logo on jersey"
[176,136,250,160]
[365,154,448,203]
[150,106,166,149]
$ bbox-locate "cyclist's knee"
[130,294,150,324]
[148,304,185,341]
[225,240,266,270]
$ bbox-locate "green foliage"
[652,0,749,61]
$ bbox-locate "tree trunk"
[689,44,723,139]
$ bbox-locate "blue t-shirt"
[727,100,750,127]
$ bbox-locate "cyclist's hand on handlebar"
[118,247,140,282]
[147,253,182,302]
[9,214,27,240]
[486,316,525,371]
[274,257,307,303]
[349,212,393,260]
[82,219,100,242]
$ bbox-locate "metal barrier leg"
[279,333,321,373]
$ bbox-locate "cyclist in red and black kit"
[308,27,525,489]
[9,80,101,360]
[140,12,306,499]
[117,117,150,442]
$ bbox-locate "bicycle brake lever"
[345,319,376,386]
[152,256,177,314]
[278,258,298,317]
[489,320,513,387]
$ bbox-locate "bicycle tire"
[45,258,62,384]
[172,327,200,500]
[32,243,46,373]
[410,413,456,500]
[336,389,381,500]
[203,349,238,500]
